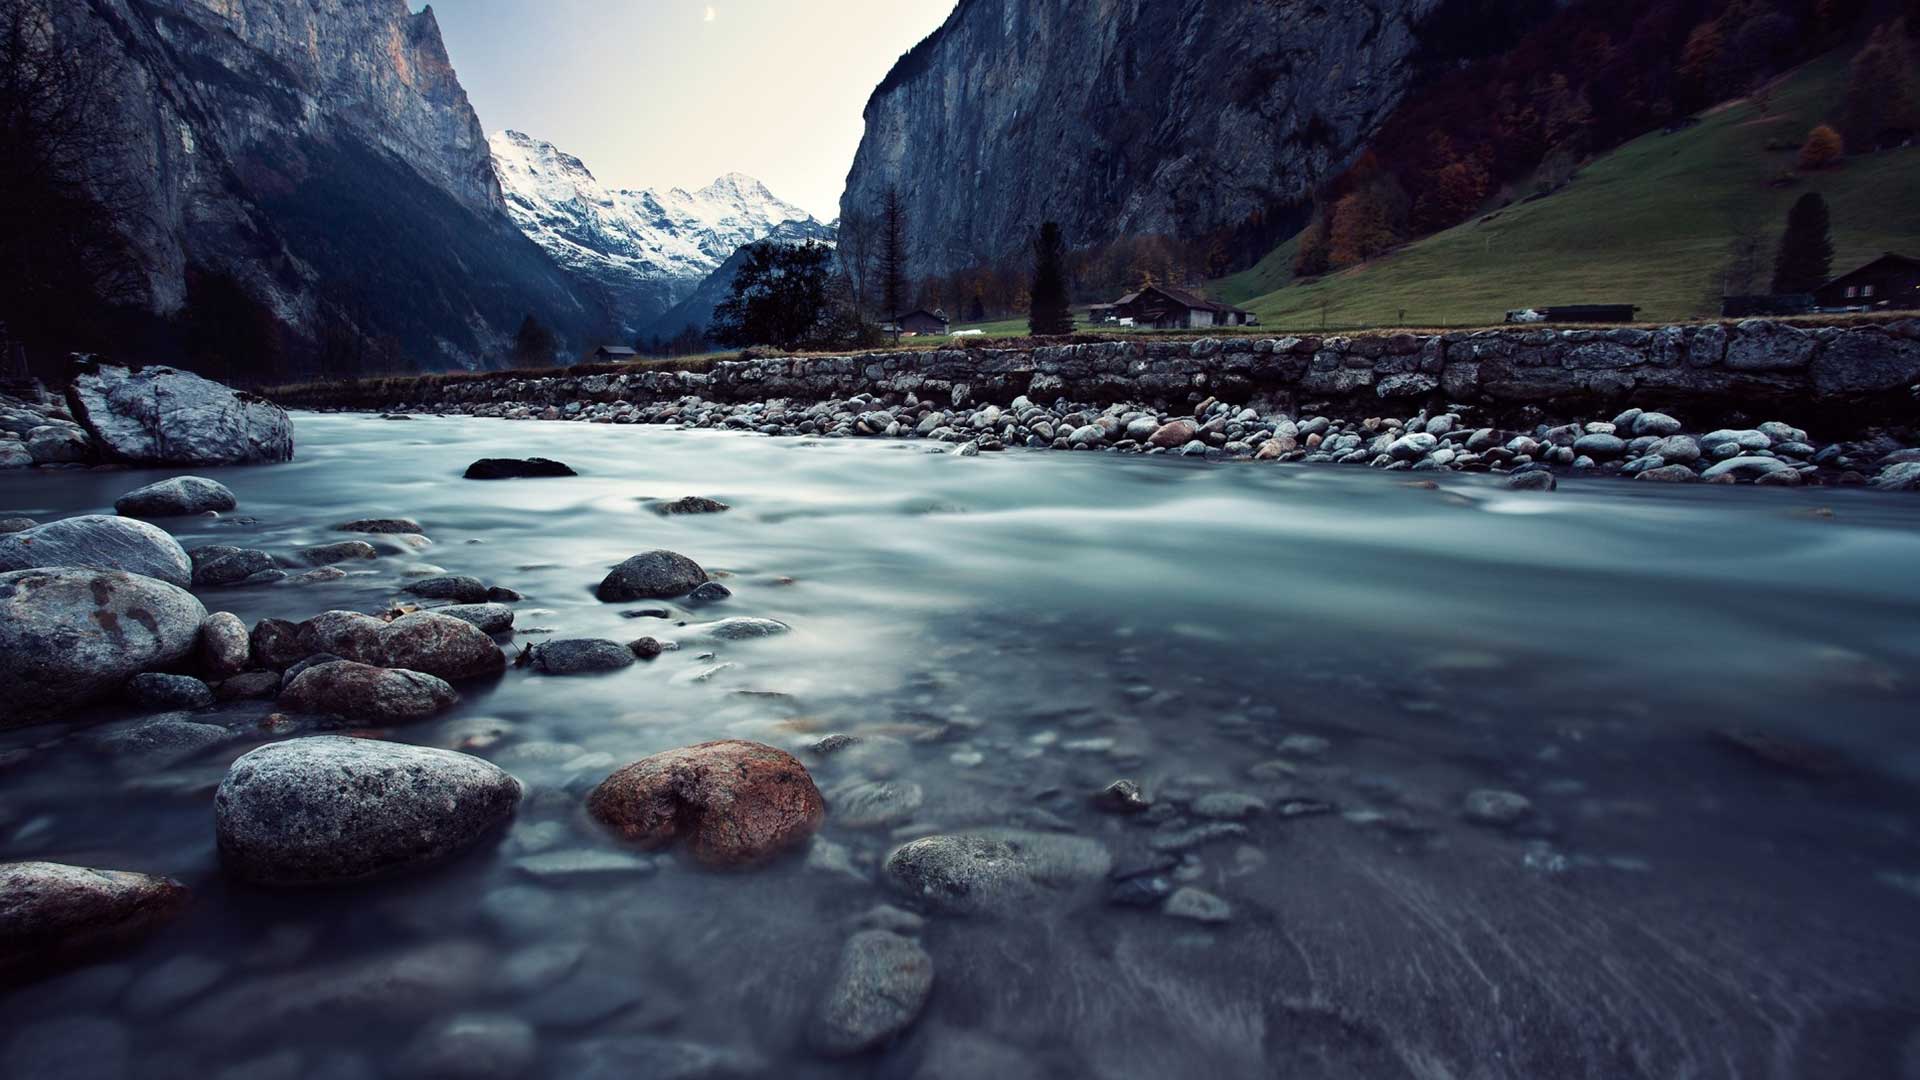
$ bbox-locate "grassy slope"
[1230,50,1920,330]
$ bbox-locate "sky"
[418,0,955,221]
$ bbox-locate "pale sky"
[419,0,955,221]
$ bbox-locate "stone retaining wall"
[278,319,1920,429]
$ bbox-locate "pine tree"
[512,314,556,367]
[879,186,910,328]
[1027,221,1073,336]
[1770,192,1833,294]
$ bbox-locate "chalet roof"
[594,345,638,357]
[1823,252,1920,287]
[1107,284,1248,316]
[890,309,950,322]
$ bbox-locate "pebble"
[1163,886,1232,923]
[810,930,934,1056]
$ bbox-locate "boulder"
[0,516,35,532]
[299,541,377,566]
[215,737,520,886]
[0,862,189,974]
[378,612,506,681]
[278,661,459,723]
[125,673,214,710]
[188,545,277,588]
[1505,470,1557,491]
[335,518,423,534]
[249,617,305,669]
[596,550,708,601]
[1146,419,1197,449]
[810,930,934,1056]
[199,612,252,679]
[883,830,1112,915]
[692,617,790,641]
[525,638,635,675]
[1637,464,1699,483]
[113,476,237,518]
[587,740,825,866]
[1571,432,1626,458]
[0,515,192,587]
[653,496,729,515]
[0,568,206,722]
[436,603,515,635]
[25,423,92,464]
[1871,462,1920,492]
[294,611,387,664]
[463,458,576,479]
[404,575,492,603]
[68,363,293,465]
[1700,456,1791,482]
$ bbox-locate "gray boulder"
[811,930,934,1056]
[525,639,634,675]
[883,830,1111,915]
[0,515,193,587]
[68,364,293,465]
[188,545,277,588]
[299,541,377,566]
[1632,411,1684,436]
[1506,470,1557,491]
[692,617,790,641]
[278,661,459,723]
[199,612,251,679]
[114,476,236,518]
[215,737,520,886]
[378,612,506,681]
[293,611,387,664]
[437,603,515,635]
[1700,456,1791,482]
[404,575,491,603]
[0,862,190,974]
[596,550,708,601]
[0,569,206,722]
[1871,462,1920,492]
[25,423,91,464]
[125,673,214,710]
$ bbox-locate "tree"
[838,209,877,315]
[1027,222,1073,336]
[511,314,556,367]
[1328,190,1396,267]
[1840,19,1920,149]
[1770,192,1833,294]
[878,186,910,325]
[1798,123,1846,169]
[1293,206,1333,277]
[708,241,850,351]
[967,292,986,322]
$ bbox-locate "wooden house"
[1814,253,1920,310]
[1096,285,1254,329]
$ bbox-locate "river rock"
[1871,462,1920,492]
[1571,432,1625,458]
[463,458,576,479]
[114,476,237,518]
[1700,455,1790,482]
[198,612,251,679]
[1637,464,1698,483]
[125,673,214,710]
[1146,419,1197,449]
[654,496,729,514]
[294,611,387,664]
[0,515,35,532]
[0,569,207,722]
[379,612,506,681]
[278,661,459,723]
[69,363,293,465]
[587,740,825,866]
[596,550,708,601]
[437,602,515,634]
[686,580,732,604]
[1506,470,1557,491]
[299,541,377,566]
[810,930,934,1056]
[0,515,193,587]
[215,737,519,885]
[525,639,635,675]
[0,862,190,975]
[249,617,305,669]
[1633,411,1684,436]
[335,518,423,534]
[188,545,277,588]
[692,617,790,640]
[404,575,492,603]
[25,423,90,463]
[883,830,1112,915]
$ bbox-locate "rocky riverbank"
[276,319,1920,492]
[2,364,294,470]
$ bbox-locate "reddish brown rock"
[587,740,825,866]
[294,610,386,665]
[1146,419,1197,449]
[279,661,459,723]
[378,611,506,681]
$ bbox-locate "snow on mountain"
[489,130,817,332]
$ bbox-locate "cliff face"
[840,0,1451,277]
[49,0,597,369]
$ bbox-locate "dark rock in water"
[653,496,729,515]
[1715,729,1848,778]
[0,515,193,587]
[810,930,934,1056]
[293,611,387,665]
[199,612,251,679]
[69,364,293,465]
[114,476,237,518]
[378,611,506,681]
[587,740,825,866]
[278,661,459,723]
[188,545,277,588]
[405,575,492,603]
[1506,469,1557,491]
[216,671,281,701]
[93,714,232,765]
[1094,779,1151,814]
[125,673,214,710]
[0,516,35,533]
[335,518,423,535]
[463,457,576,480]
[215,736,519,886]
[629,637,664,660]
[0,568,206,723]
[299,541,377,566]
[596,550,708,601]
[486,585,523,602]
[249,617,305,669]
[693,616,788,640]
[883,830,1111,915]
[525,639,635,675]
[436,602,515,635]
[281,653,345,690]
[686,581,732,605]
[620,608,672,619]
[0,861,190,975]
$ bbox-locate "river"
[3,411,1919,1077]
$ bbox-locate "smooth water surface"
[3,413,1919,1078]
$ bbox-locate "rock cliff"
[841,0,1459,277]
[44,0,598,369]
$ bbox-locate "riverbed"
[3,412,1919,1078]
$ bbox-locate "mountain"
[490,131,821,336]
[639,218,841,341]
[840,0,1555,279]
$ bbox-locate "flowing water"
[4,412,1920,1078]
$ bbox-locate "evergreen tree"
[1027,222,1074,336]
[879,186,910,326]
[967,292,986,322]
[708,241,848,351]
[511,314,556,367]
[1770,192,1833,294]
